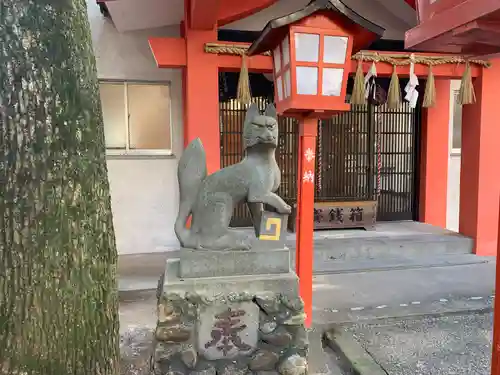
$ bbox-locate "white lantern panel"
[284,69,291,98]
[276,76,284,101]
[323,36,349,64]
[282,37,290,67]
[296,66,318,95]
[322,68,344,96]
[273,47,281,73]
[294,33,320,62]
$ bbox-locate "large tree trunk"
[0,1,119,374]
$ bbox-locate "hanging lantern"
[247,0,384,117]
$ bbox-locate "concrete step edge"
[330,306,495,327]
[315,300,494,327]
[312,255,488,274]
[324,330,387,375]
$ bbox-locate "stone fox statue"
[175,103,291,251]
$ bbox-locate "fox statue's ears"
[264,104,277,119]
[245,103,260,123]
[245,103,277,122]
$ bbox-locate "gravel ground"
[120,327,154,375]
[118,295,495,375]
[344,312,493,375]
[119,296,157,375]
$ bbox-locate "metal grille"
[317,105,373,202]
[318,102,420,221]
[220,98,420,227]
[374,102,420,221]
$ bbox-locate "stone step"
[118,253,484,301]
[310,253,487,274]
[119,233,473,280]
[290,233,473,262]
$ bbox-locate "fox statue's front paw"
[277,203,292,215]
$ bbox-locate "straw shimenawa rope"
[459,62,476,105]
[205,43,272,56]
[350,51,490,68]
[387,65,401,109]
[422,65,436,108]
[236,55,252,105]
[350,58,366,105]
[204,43,491,106]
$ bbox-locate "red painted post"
[296,130,303,273]
[491,198,500,375]
[296,115,318,328]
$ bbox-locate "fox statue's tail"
[174,138,207,248]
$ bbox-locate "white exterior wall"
[87,1,183,254]
[446,80,461,232]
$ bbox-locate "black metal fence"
[375,103,421,221]
[220,98,420,227]
[317,106,372,202]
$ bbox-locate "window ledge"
[106,150,176,160]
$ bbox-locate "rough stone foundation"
[152,291,308,375]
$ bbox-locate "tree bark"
[0,1,119,374]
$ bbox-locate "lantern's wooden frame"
[273,24,353,117]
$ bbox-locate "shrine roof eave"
[405,0,500,54]
[247,0,385,56]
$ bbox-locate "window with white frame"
[452,90,462,150]
[99,81,172,154]
[450,81,462,153]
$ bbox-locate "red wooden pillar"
[296,128,303,273]
[419,79,450,227]
[296,115,318,328]
[182,19,220,173]
[459,61,500,255]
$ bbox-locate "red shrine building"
[87,0,500,257]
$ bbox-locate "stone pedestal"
[152,244,310,375]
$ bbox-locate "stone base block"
[179,248,291,278]
[153,262,309,375]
